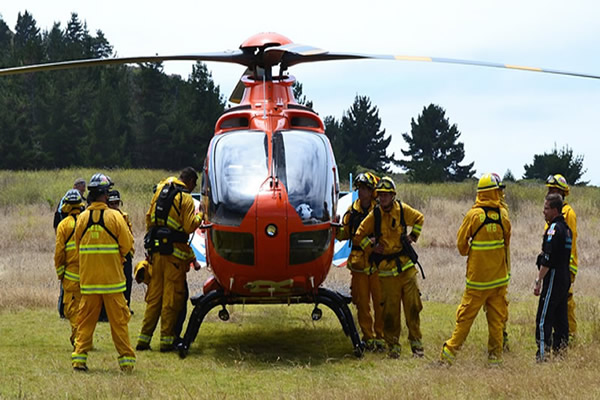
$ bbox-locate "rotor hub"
[240,32,293,50]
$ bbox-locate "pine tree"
[523,144,587,185]
[503,169,516,182]
[292,81,313,109]
[400,104,474,183]
[0,17,12,67]
[337,95,396,177]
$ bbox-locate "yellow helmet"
[353,172,380,190]
[375,176,396,194]
[477,173,501,192]
[546,174,570,195]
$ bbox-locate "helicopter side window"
[273,130,335,225]
[208,131,268,226]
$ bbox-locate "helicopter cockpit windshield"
[209,131,268,226]
[273,130,336,225]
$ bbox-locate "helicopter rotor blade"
[269,46,600,80]
[2,39,598,82]
[0,51,251,77]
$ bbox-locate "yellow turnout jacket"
[54,208,82,282]
[146,177,202,263]
[457,190,511,290]
[353,201,424,276]
[75,202,134,295]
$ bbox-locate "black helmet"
[88,173,113,193]
[63,189,83,204]
[107,190,121,204]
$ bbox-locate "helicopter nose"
[255,178,289,273]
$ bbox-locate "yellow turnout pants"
[138,253,188,350]
[441,285,508,362]
[62,279,81,346]
[379,267,423,348]
[72,292,135,369]
[351,271,383,341]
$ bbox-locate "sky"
[2,1,599,185]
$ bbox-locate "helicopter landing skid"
[177,287,364,359]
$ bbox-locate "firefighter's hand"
[193,260,202,271]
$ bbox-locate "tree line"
[0,11,587,184]
[0,11,225,170]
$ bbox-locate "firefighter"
[54,178,87,319]
[54,189,85,347]
[353,177,425,358]
[137,167,202,352]
[534,192,572,361]
[72,173,135,372]
[107,189,134,312]
[440,173,511,366]
[336,172,384,351]
[545,174,578,340]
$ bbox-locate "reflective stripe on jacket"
[457,191,511,290]
[75,202,134,294]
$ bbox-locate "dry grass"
[1,170,599,399]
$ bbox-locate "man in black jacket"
[534,193,572,362]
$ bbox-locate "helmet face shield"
[545,174,569,194]
[107,190,123,208]
[375,176,396,194]
[353,172,379,191]
[63,189,83,204]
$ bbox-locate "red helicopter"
[2,32,599,357]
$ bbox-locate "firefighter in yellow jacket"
[72,173,135,372]
[137,167,202,352]
[336,172,384,351]
[440,173,511,365]
[353,177,425,358]
[545,173,578,338]
[54,189,85,347]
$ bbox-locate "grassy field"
[1,169,599,399]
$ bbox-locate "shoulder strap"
[155,183,184,224]
[373,206,382,239]
[472,207,504,239]
[397,200,406,231]
[348,205,370,237]
[65,214,77,243]
[80,209,118,243]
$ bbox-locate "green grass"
[2,169,600,399]
[2,299,600,399]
